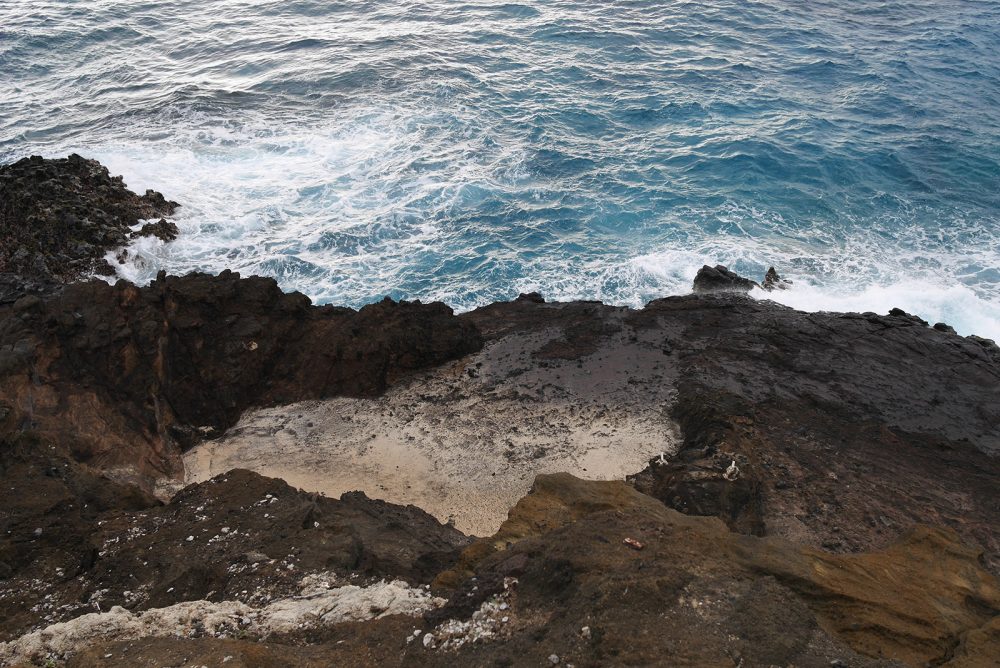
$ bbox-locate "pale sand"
[184,319,680,536]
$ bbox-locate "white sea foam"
[508,244,1000,341]
[68,114,1000,343]
[6,0,1000,348]
[754,280,1000,341]
[89,104,531,304]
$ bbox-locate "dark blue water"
[3,0,1000,336]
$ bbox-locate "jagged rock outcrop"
[761,265,791,290]
[693,264,793,293]
[627,296,1000,573]
[435,474,1000,667]
[2,155,999,666]
[3,282,998,666]
[463,294,1000,575]
[0,155,178,292]
[0,273,482,488]
[692,264,760,293]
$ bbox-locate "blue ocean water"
[3,1,1000,336]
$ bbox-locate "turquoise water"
[3,1,1000,336]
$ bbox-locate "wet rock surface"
[0,155,178,294]
[761,265,792,291]
[692,263,760,293]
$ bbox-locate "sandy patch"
[185,321,680,536]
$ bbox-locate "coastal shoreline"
[1,156,998,667]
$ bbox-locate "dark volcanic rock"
[439,475,999,668]
[0,155,178,292]
[3,290,1000,665]
[2,154,999,665]
[130,218,178,242]
[0,433,161,640]
[628,297,1000,573]
[515,291,545,303]
[761,266,791,291]
[0,434,471,642]
[463,295,1000,576]
[0,272,482,487]
[692,264,759,293]
[70,475,1000,667]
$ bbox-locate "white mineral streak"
[424,577,518,651]
[0,577,442,666]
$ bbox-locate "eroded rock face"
[1,155,998,666]
[5,281,997,666]
[182,302,681,536]
[0,272,482,488]
[462,295,1000,575]
[0,154,178,292]
[625,296,1000,574]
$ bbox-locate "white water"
[102,141,1000,341]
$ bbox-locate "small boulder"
[516,292,545,304]
[132,218,179,242]
[692,265,759,294]
[761,267,792,291]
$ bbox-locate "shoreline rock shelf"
[0,154,178,294]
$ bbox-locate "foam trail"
[754,281,1000,341]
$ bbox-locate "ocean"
[3,0,1000,337]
